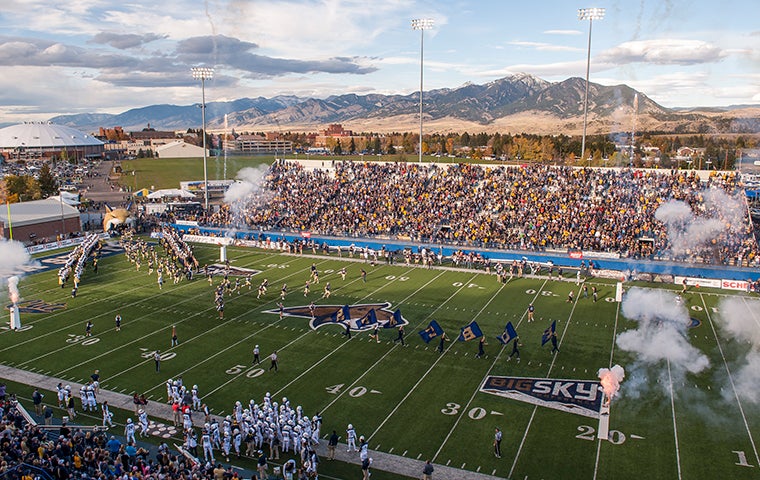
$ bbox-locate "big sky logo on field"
[264,302,408,332]
[205,263,261,277]
[481,376,603,419]
[6,299,67,314]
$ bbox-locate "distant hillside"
[48,74,760,135]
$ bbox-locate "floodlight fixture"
[191,67,214,210]
[578,7,605,164]
[412,18,434,163]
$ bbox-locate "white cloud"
[508,41,582,53]
[597,39,726,66]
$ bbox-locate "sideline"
[0,366,499,480]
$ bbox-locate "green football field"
[2,241,759,480]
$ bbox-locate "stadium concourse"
[0,365,495,480]
[173,161,759,268]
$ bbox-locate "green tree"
[37,163,58,197]
[333,139,343,155]
[349,137,356,154]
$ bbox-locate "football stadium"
[0,155,759,480]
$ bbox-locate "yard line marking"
[348,274,483,441]
[44,254,324,377]
[304,270,448,411]
[509,281,582,478]
[667,358,683,480]
[117,258,339,392]
[207,265,416,399]
[594,296,623,480]
[6,249,281,355]
[702,294,760,468]
[429,281,510,461]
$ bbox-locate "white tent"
[50,191,81,205]
[147,188,196,199]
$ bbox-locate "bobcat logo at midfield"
[7,299,67,314]
[264,302,408,332]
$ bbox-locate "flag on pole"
[384,309,404,328]
[541,320,557,346]
[355,309,378,328]
[496,322,518,345]
[419,320,444,343]
[330,305,351,323]
[457,321,483,342]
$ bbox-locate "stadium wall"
[168,223,760,283]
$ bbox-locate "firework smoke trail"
[7,276,19,304]
[598,364,625,402]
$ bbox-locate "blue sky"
[0,0,758,125]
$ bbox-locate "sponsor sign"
[721,279,750,291]
[480,376,602,419]
[25,233,110,255]
[591,269,626,280]
[567,249,583,259]
[674,276,721,289]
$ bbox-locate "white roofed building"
[0,198,81,243]
[0,122,104,161]
[155,140,206,158]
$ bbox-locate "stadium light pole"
[412,18,434,163]
[191,66,214,211]
[578,7,604,164]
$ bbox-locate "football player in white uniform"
[346,423,357,452]
[125,418,136,444]
[138,409,149,437]
[102,401,114,428]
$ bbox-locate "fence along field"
[2,241,759,479]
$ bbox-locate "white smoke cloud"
[0,239,32,277]
[224,165,270,204]
[654,188,749,258]
[221,164,274,233]
[617,288,710,396]
[715,297,760,403]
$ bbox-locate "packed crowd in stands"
[0,397,213,480]
[186,161,758,267]
[0,382,327,480]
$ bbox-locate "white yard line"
[275,268,446,402]
[508,282,583,479]
[363,273,483,441]
[432,277,548,464]
[702,293,760,467]
[430,281,510,461]
[106,258,336,390]
[203,264,399,399]
[2,248,270,346]
[593,299,622,480]
[666,358,683,480]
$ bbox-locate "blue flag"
[496,322,518,345]
[355,309,378,328]
[541,320,557,346]
[384,309,404,328]
[419,320,444,343]
[457,321,483,342]
[330,305,351,323]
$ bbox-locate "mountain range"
[49,73,760,135]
